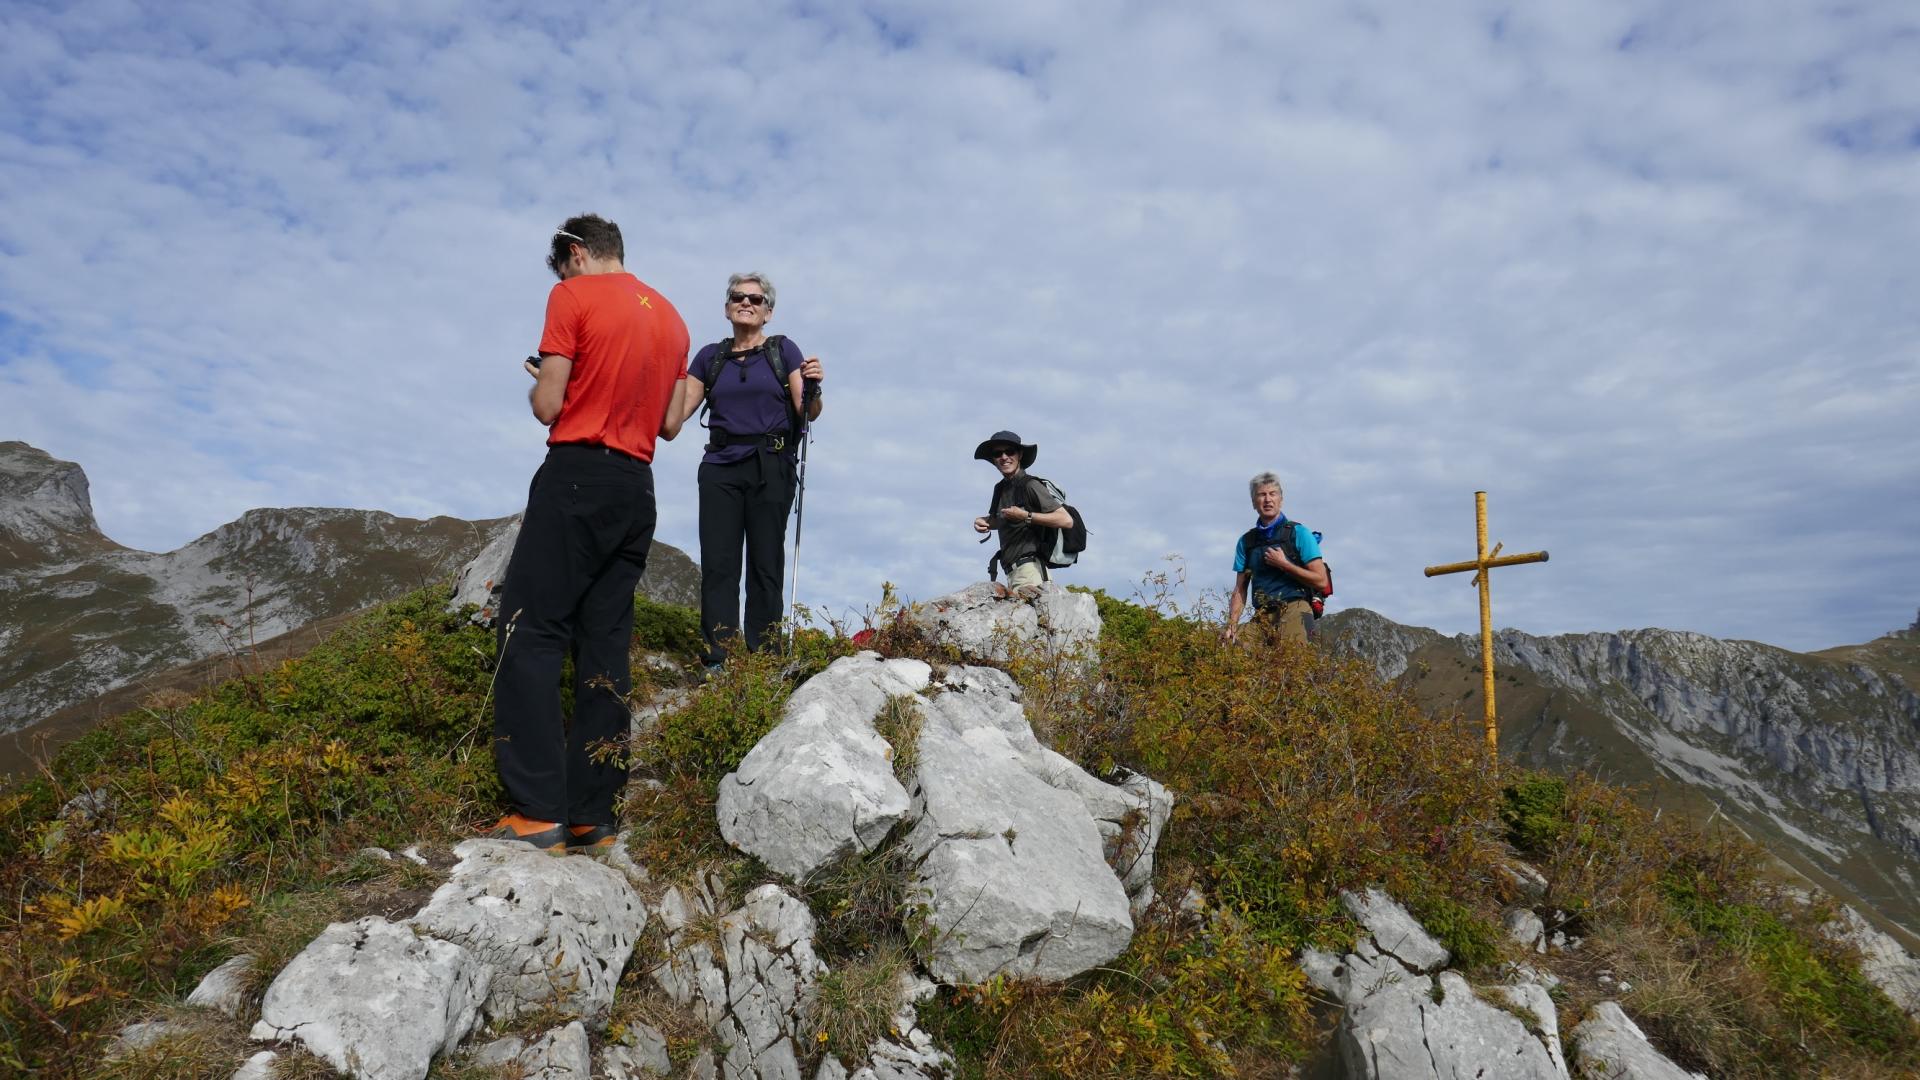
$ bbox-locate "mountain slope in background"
[1324,606,1920,943]
[0,442,698,774]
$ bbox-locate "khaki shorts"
[1004,560,1046,589]
[1245,599,1315,645]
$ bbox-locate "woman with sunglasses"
[674,272,824,669]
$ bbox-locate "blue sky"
[2,1,1917,651]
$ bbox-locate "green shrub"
[1411,895,1500,969]
[1500,776,1568,855]
[631,597,704,659]
[1069,586,1162,648]
[643,650,792,779]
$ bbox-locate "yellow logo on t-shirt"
[634,291,652,308]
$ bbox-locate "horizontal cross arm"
[1422,550,1550,578]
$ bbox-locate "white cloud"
[2,0,1917,651]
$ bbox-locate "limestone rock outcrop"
[718,649,1165,985]
[651,875,827,1080]
[1303,890,1564,1080]
[1569,1001,1707,1079]
[185,953,254,1019]
[249,838,645,1079]
[1340,886,1450,973]
[716,654,930,879]
[906,664,1136,982]
[1340,969,1564,1080]
[409,838,647,1024]
[903,581,1099,662]
[249,916,490,1080]
[1300,887,1717,1080]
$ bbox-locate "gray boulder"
[448,518,520,625]
[468,1024,593,1079]
[231,1051,278,1080]
[1569,1001,1706,1080]
[110,1020,184,1057]
[250,916,489,1080]
[519,1022,593,1079]
[906,665,1134,982]
[1500,859,1551,903]
[652,877,826,1080]
[408,838,647,1024]
[1340,970,1564,1080]
[1498,980,1570,1077]
[1341,887,1451,973]
[1300,937,1431,1005]
[904,581,1100,662]
[1504,907,1547,952]
[717,654,930,879]
[1302,894,1569,1080]
[467,1035,526,1069]
[186,953,254,1018]
[601,1022,673,1077]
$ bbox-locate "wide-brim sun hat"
[973,430,1037,469]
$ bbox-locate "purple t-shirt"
[689,337,809,465]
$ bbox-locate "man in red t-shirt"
[489,213,690,854]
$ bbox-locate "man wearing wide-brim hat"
[972,430,1074,589]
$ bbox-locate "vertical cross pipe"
[1475,490,1496,758]
[1424,491,1547,765]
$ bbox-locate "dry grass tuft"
[813,941,912,1068]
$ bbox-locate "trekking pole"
[785,427,811,647]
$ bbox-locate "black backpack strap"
[1276,520,1305,566]
[760,334,802,435]
[1240,526,1265,570]
[694,339,732,429]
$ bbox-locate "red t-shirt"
[538,272,689,462]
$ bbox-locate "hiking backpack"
[984,475,1088,580]
[1241,520,1333,618]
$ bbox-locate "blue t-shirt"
[1233,515,1323,603]
[689,337,809,465]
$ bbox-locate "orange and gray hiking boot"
[566,824,619,854]
[485,814,567,854]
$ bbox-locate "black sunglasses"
[989,447,1021,459]
[727,291,771,308]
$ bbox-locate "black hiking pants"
[697,453,795,665]
[494,445,655,825]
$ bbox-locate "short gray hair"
[1249,472,1282,499]
[726,272,776,309]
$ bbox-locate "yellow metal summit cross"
[1423,491,1548,760]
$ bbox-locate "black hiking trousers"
[494,444,655,825]
[697,452,795,665]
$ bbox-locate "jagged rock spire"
[0,441,111,564]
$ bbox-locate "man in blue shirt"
[1226,471,1329,645]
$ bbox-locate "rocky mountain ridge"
[0,442,697,774]
[101,587,1920,1080]
[1323,606,1920,940]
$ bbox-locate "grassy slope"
[0,586,1913,1079]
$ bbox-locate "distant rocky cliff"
[1324,607,1920,941]
[0,442,697,772]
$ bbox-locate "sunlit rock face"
[1324,606,1920,937]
